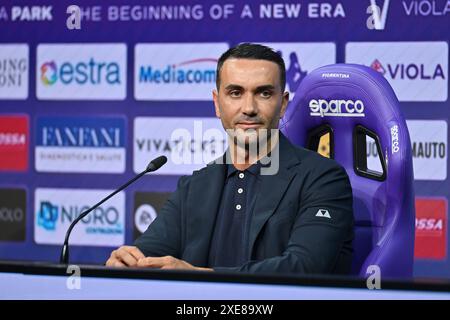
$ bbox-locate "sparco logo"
[309,99,365,118]
[390,125,399,153]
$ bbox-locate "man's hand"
[106,246,145,267]
[137,256,213,272]
[106,247,213,271]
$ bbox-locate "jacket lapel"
[185,163,225,265]
[247,134,301,256]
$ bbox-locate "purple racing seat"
[281,64,415,279]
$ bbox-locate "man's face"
[213,58,289,146]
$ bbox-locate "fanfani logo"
[139,58,216,85]
[41,61,57,85]
[309,99,365,118]
[35,117,126,173]
[370,59,445,80]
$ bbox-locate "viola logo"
[345,42,448,101]
[370,59,445,80]
[40,61,57,85]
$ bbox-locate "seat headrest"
[281,63,405,144]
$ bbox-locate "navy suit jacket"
[134,134,354,275]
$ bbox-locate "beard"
[226,127,276,164]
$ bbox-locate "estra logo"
[36,43,127,100]
[345,42,448,101]
[134,43,228,101]
[0,115,29,171]
[415,198,447,260]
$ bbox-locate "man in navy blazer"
[106,43,354,274]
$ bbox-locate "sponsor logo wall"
[0,0,448,278]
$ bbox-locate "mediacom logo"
[34,188,125,246]
[134,43,228,101]
[36,43,126,100]
[0,115,29,171]
[345,42,448,101]
[0,188,26,242]
[134,117,226,175]
[0,44,29,99]
[35,116,126,173]
[415,197,447,260]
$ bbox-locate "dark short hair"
[216,43,286,91]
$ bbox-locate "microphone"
[59,156,167,264]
